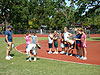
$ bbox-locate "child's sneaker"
[55,52,58,54]
[27,57,31,61]
[60,51,65,54]
[48,51,52,54]
[66,53,68,56]
[80,56,84,59]
[9,56,13,59]
[82,57,87,60]
[53,51,57,54]
[34,57,37,61]
[70,54,73,56]
[5,56,10,60]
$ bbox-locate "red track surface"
[16,40,100,65]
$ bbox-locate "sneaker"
[5,56,10,60]
[80,56,84,59]
[60,51,65,54]
[9,56,13,59]
[34,57,37,61]
[82,57,87,60]
[53,51,57,54]
[48,51,52,54]
[75,55,80,58]
[55,52,58,54]
[66,53,69,56]
[70,54,73,56]
[27,57,31,61]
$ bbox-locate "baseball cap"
[7,25,13,29]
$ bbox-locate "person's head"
[77,30,81,34]
[33,31,36,35]
[7,25,13,31]
[54,31,57,35]
[49,31,51,34]
[81,29,87,34]
[26,31,29,36]
[64,27,68,32]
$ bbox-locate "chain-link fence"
[1,29,100,38]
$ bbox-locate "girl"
[60,30,65,54]
[80,29,87,60]
[24,32,31,61]
[53,31,59,54]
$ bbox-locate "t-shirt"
[25,35,31,44]
[64,32,69,41]
[48,34,53,44]
[81,34,86,43]
[69,40,74,44]
[5,30,12,42]
[74,34,82,44]
[31,35,37,44]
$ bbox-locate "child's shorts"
[64,43,69,47]
[48,43,52,48]
[54,41,58,48]
[76,43,81,50]
[60,43,64,48]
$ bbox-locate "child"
[25,32,31,49]
[53,31,59,54]
[67,40,75,56]
[31,31,38,61]
[48,31,53,54]
[60,30,65,54]
[63,27,72,55]
[74,30,82,58]
[80,29,87,60]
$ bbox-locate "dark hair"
[33,31,36,34]
[81,29,87,35]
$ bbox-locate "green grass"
[87,37,100,41]
[0,37,100,75]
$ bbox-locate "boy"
[48,31,53,54]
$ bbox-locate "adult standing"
[5,25,14,60]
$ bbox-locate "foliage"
[0,0,100,32]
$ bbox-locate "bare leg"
[83,48,87,57]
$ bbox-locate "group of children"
[25,31,40,61]
[48,27,87,60]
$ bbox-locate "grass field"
[0,37,100,75]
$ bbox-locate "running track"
[16,40,100,65]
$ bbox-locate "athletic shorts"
[64,44,69,47]
[54,41,58,48]
[48,43,52,48]
[60,43,64,48]
[7,42,12,51]
[76,43,81,50]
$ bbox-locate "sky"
[65,0,78,9]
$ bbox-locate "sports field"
[0,36,100,75]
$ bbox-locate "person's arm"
[36,36,38,44]
[5,35,8,43]
[68,32,72,37]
